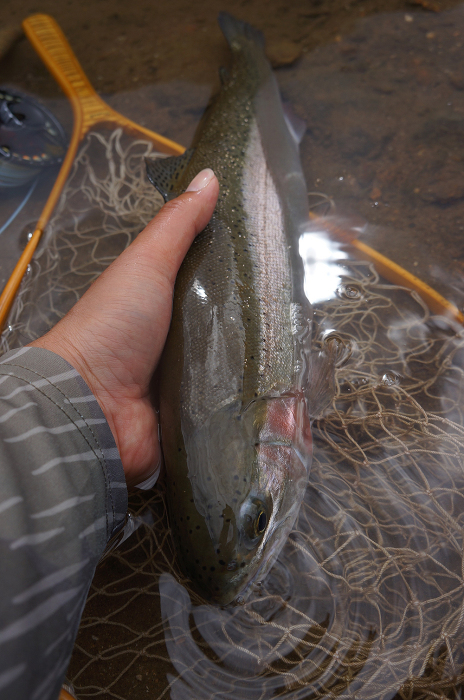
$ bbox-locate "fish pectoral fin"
[145,149,194,202]
[219,66,230,85]
[282,101,306,144]
[306,347,336,419]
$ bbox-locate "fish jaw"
[167,393,312,605]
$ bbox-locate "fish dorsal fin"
[145,149,194,202]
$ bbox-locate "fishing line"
[0,176,38,237]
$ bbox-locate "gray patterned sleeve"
[0,346,128,700]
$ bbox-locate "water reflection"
[299,226,349,305]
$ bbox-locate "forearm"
[0,346,127,700]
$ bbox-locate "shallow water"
[2,4,464,699]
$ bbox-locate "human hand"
[30,168,219,488]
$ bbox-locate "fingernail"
[186,168,215,192]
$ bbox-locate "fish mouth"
[229,513,294,605]
[186,522,288,607]
[202,515,293,607]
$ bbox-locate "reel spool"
[0,87,66,188]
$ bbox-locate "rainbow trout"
[146,13,333,605]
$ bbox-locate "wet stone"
[266,39,302,68]
[421,177,464,205]
[447,72,464,91]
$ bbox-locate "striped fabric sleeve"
[0,346,128,700]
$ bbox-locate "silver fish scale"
[241,118,294,400]
[178,119,297,431]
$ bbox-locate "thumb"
[127,168,219,289]
[29,166,219,376]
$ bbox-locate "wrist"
[29,332,119,444]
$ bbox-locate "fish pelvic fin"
[306,346,337,420]
[145,149,194,202]
[219,66,230,85]
[282,102,307,144]
[218,12,265,51]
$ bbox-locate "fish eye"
[240,497,269,548]
[256,510,267,535]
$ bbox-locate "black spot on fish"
[210,567,216,572]
[240,562,246,568]
[219,560,225,566]
[186,516,190,520]
[234,475,239,480]
[196,526,200,530]
[203,566,207,571]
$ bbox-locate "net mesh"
[2,128,464,700]
[1,128,164,349]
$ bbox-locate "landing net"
[2,128,464,700]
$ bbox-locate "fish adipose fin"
[145,149,194,202]
[218,11,265,49]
